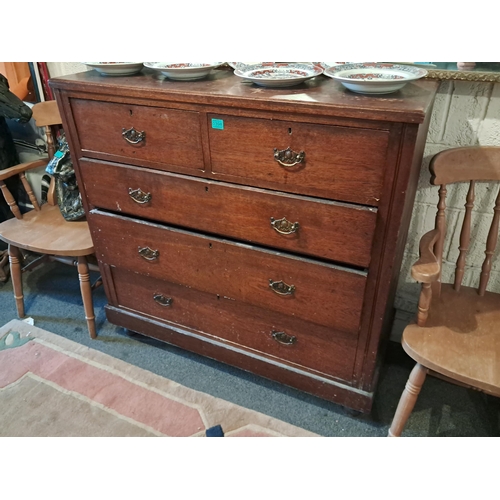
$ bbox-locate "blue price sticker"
[211,118,224,130]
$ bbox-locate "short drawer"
[208,114,389,206]
[110,266,357,382]
[70,99,205,171]
[80,159,377,268]
[89,210,367,334]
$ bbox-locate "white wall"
[47,64,500,340]
[392,80,500,339]
[47,63,87,78]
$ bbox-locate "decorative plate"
[227,62,274,69]
[143,62,223,81]
[314,62,354,70]
[234,63,323,88]
[83,62,144,76]
[323,62,428,94]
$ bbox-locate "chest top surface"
[50,68,439,124]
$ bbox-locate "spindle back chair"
[0,100,99,339]
[389,146,500,437]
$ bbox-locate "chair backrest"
[0,100,62,220]
[429,146,500,296]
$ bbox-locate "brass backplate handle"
[122,127,146,144]
[272,330,297,346]
[153,293,173,306]
[129,188,152,204]
[270,217,299,235]
[269,279,296,296]
[138,246,159,261]
[273,147,305,167]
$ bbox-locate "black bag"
[45,131,85,221]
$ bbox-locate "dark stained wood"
[79,159,377,267]
[70,99,205,171]
[352,116,433,392]
[208,114,389,206]
[389,145,500,435]
[105,305,374,412]
[89,210,367,334]
[51,70,438,412]
[50,68,438,125]
[111,266,358,382]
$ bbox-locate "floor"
[0,258,499,437]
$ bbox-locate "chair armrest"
[411,229,441,283]
[0,159,48,181]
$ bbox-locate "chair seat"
[0,204,94,256]
[403,283,500,397]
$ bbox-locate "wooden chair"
[0,100,98,339]
[388,146,500,437]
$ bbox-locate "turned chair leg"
[388,363,428,437]
[77,256,97,339]
[8,244,25,318]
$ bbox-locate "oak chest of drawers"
[51,69,438,412]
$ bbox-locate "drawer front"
[208,114,389,206]
[80,159,377,268]
[70,99,205,171]
[110,266,357,382]
[90,211,367,334]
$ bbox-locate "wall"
[46,64,500,340]
[47,63,87,78]
[392,80,500,339]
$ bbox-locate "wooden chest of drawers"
[51,69,438,412]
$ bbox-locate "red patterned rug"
[0,319,316,437]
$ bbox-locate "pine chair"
[388,146,500,437]
[0,100,98,338]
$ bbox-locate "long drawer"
[70,99,205,171]
[89,210,367,333]
[110,266,357,382]
[80,159,377,267]
[208,114,390,206]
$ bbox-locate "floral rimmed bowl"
[144,62,224,81]
[234,62,323,88]
[323,63,428,94]
[83,62,144,76]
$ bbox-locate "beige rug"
[0,319,317,437]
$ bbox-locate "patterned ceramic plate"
[314,62,354,70]
[234,63,323,88]
[227,62,275,69]
[323,63,428,94]
[144,62,224,81]
[83,62,144,76]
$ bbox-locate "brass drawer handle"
[269,279,295,296]
[122,127,146,144]
[273,147,305,167]
[270,217,299,235]
[129,188,152,204]
[138,246,159,261]
[272,330,297,346]
[153,293,173,306]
